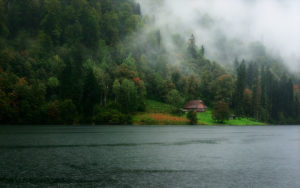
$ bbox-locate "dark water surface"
[0,126,299,187]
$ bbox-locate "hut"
[183,100,207,112]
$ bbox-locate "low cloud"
[137,0,300,70]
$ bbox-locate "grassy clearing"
[133,100,265,125]
[196,110,265,125]
[145,100,177,113]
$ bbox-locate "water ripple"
[0,139,219,149]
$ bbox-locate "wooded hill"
[0,0,299,124]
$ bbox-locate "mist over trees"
[0,0,300,125]
[137,0,300,69]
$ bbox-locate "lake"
[0,126,299,187]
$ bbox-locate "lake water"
[0,126,299,187]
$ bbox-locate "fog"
[137,0,300,70]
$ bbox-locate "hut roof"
[184,100,207,109]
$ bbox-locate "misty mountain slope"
[137,0,300,70]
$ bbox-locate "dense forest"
[0,0,299,125]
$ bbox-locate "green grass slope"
[145,100,177,113]
[196,110,265,125]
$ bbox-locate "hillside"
[0,0,299,125]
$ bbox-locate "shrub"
[60,99,77,124]
[187,110,197,125]
[140,116,156,125]
[212,101,230,123]
[93,108,132,125]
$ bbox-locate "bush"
[212,101,230,123]
[140,116,156,125]
[187,110,197,125]
[40,99,77,124]
[44,100,61,124]
[172,108,185,116]
[60,99,77,124]
[93,108,132,125]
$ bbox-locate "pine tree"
[188,34,197,59]
[234,60,246,117]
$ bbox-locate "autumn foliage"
[137,113,189,125]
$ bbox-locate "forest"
[0,0,299,125]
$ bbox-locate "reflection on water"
[0,126,299,187]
